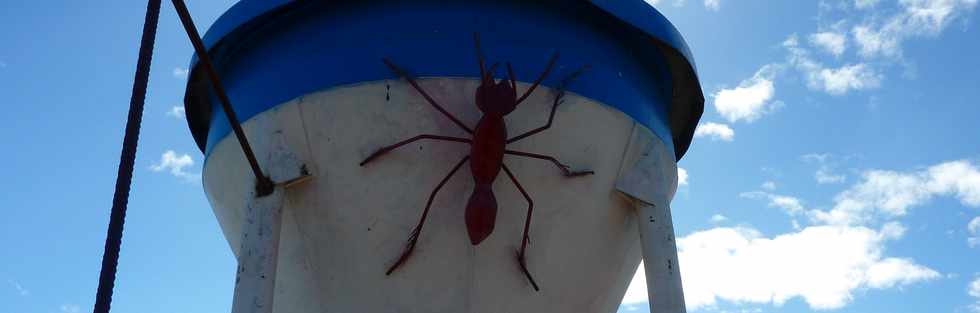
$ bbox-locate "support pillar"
[230,146,310,313]
[616,126,687,313]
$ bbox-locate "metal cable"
[92,0,161,312]
[171,0,274,196]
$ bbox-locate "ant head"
[475,63,518,116]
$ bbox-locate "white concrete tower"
[181,1,704,312]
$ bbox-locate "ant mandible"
[360,33,593,291]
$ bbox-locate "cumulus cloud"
[694,122,735,141]
[812,160,980,225]
[620,224,939,310]
[150,150,199,182]
[678,167,689,186]
[742,160,980,227]
[704,0,721,11]
[713,66,781,123]
[853,0,979,58]
[623,160,980,310]
[968,216,980,247]
[816,168,847,184]
[818,64,883,95]
[801,153,831,163]
[166,106,185,119]
[7,280,28,296]
[810,31,848,56]
[645,0,721,9]
[785,35,882,95]
[623,261,649,304]
[970,276,980,312]
[762,181,777,191]
[678,224,938,310]
[802,153,848,184]
[741,191,808,215]
[172,67,189,78]
[855,0,882,9]
[60,304,80,313]
[710,214,729,223]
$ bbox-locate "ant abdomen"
[465,183,497,245]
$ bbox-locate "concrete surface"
[203,78,680,313]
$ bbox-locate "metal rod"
[171,0,273,195]
[93,0,161,312]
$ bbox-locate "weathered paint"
[229,129,310,313]
[232,187,284,313]
[203,79,682,312]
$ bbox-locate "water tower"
[181,1,703,312]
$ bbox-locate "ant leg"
[508,65,589,144]
[360,134,471,166]
[386,156,470,276]
[504,150,594,177]
[507,63,517,90]
[501,164,540,291]
[514,52,558,105]
[383,59,474,134]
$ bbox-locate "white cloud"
[60,304,80,313]
[816,168,847,184]
[853,0,979,58]
[172,67,189,78]
[813,160,980,225]
[704,0,721,11]
[969,217,980,234]
[678,167,689,186]
[810,31,848,56]
[802,153,848,184]
[623,160,980,311]
[746,160,980,227]
[762,181,777,191]
[819,64,883,95]
[150,150,199,182]
[710,214,729,223]
[694,122,735,141]
[970,276,980,312]
[623,261,649,304]
[968,216,980,247]
[785,35,882,95]
[167,106,186,119]
[801,153,831,163]
[713,66,780,123]
[742,191,807,215]
[855,0,882,9]
[678,224,938,310]
[7,280,28,296]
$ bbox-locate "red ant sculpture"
[360,34,592,291]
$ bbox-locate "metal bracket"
[614,124,677,206]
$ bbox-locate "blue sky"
[1,1,979,313]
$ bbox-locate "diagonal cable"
[92,0,160,312]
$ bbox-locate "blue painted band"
[183,0,704,160]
